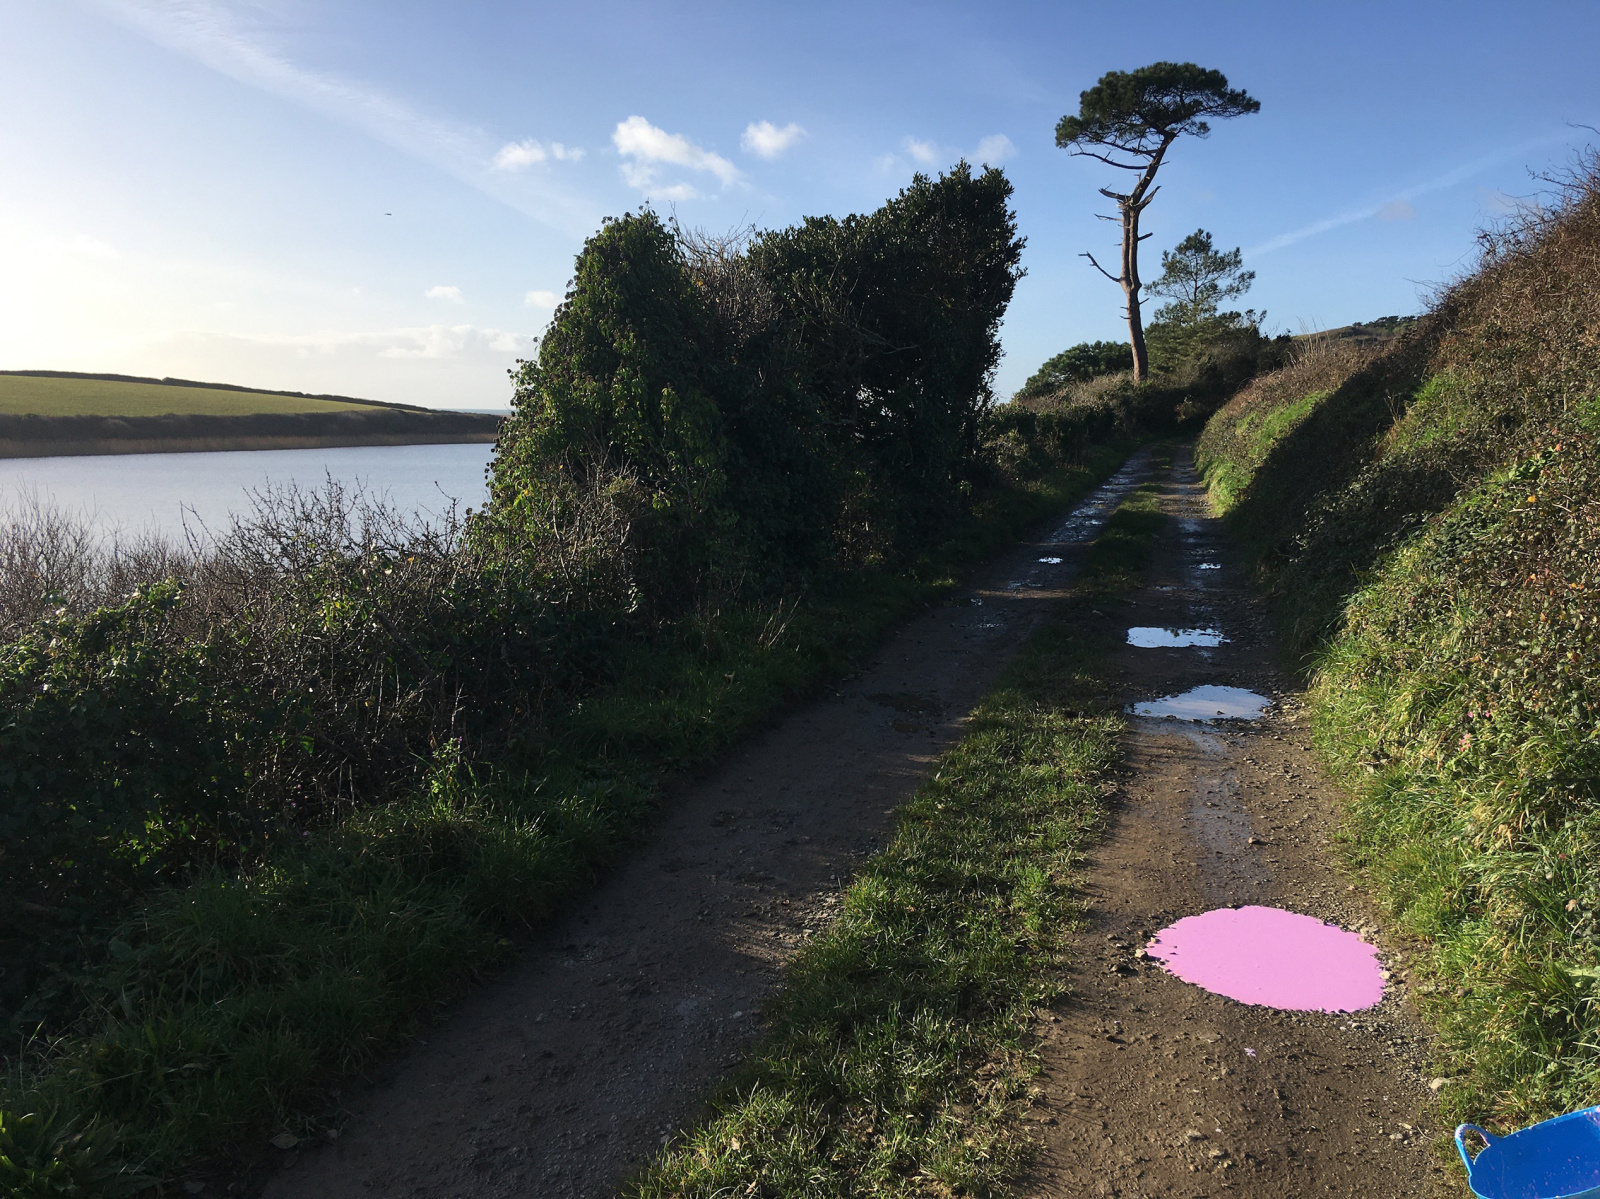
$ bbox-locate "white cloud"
[492,139,584,170]
[976,133,1016,164]
[612,115,738,197]
[426,285,463,302]
[68,233,120,259]
[524,289,559,308]
[903,137,940,166]
[742,120,806,159]
[97,0,595,235]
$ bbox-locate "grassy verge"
[629,479,1165,1198]
[0,447,1137,1195]
[1193,158,1600,1156]
[1309,428,1600,1133]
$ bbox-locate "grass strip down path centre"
[631,478,1166,1197]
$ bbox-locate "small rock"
[1429,1078,1448,1092]
[182,1183,206,1196]
[269,1132,299,1150]
[1185,1128,1207,1141]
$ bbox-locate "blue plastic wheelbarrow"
[1457,1109,1600,1199]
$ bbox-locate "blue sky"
[2,1,1595,410]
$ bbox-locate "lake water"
[0,443,495,543]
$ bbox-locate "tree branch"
[1067,147,1149,171]
[1080,251,1122,285]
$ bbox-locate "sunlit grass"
[0,374,376,417]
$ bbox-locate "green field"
[0,374,380,418]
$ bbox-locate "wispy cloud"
[493,139,584,170]
[426,285,463,302]
[613,116,739,198]
[1247,132,1571,256]
[742,120,806,159]
[96,0,595,235]
[976,133,1016,164]
[882,133,1014,175]
[524,289,559,308]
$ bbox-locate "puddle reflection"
[1132,685,1269,721]
[1146,906,1384,1012]
[1126,627,1226,648]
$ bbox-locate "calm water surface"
[0,443,495,542]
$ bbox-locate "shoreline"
[0,430,500,460]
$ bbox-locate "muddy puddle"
[1125,626,1226,648]
[1146,906,1386,1012]
[1132,684,1270,721]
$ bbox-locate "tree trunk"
[1120,172,1158,379]
[1082,134,1171,384]
[1124,278,1149,382]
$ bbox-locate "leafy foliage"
[1142,229,1263,374]
[1055,62,1259,156]
[486,164,1025,600]
[1146,229,1254,325]
[1012,341,1133,402]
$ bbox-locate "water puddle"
[1196,563,1221,571]
[1038,556,1062,564]
[1126,627,1226,648]
[1132,685,1270,722]
[1145,906,1385,1012]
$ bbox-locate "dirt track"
[260,453,1157,1199]
[1023,450,1443,1198]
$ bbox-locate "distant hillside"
[0,371,501,457]
[1290,314,1418,349]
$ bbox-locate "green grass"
[0,445,1138,1195]
[0,375,377,418]
[1198,387,1329,516]
[1310,429,1600,1134]
[629,478,1167,1198]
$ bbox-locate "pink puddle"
[1146,906,1385,1012]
